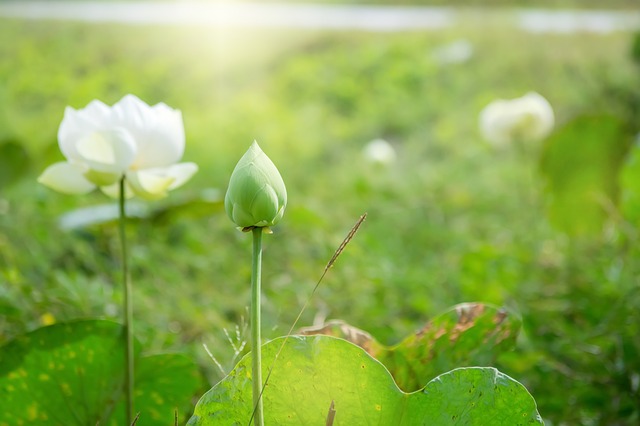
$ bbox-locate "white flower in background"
[479,92,554,147]
[363,139,397,165]
[38,95,197,200]
[432,39,474,65]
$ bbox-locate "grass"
[1,11,639,425]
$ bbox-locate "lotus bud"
[224,141,287,230]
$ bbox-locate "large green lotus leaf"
[539,115,629,236]
[188,335,542,425]
[0,320,201,426]
[619,140,640,226]
[299,303,520,392]
[109,353,204,425]
[0,320,128,425]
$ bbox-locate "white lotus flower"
[38,95,197,200]
[363,138,397,165]
[479,92,554,147]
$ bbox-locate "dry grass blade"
[130,413,140,426]
[325,213,367,273]
[325,400,336,426]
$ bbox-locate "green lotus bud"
[225,141,287,229]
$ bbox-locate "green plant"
[224,142,288,425]
[17,95,200,424]
[188,142,541,423]
[0,320,202,425]
[1,13,637,424]
[189,325,542,424]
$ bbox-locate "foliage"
[620,140,640,227]
[188,335,542,425]
[539,115,631,236]
[0,320,202,425]
[0,11,639,426]
[300,302,520,392]
[0,140,30,189]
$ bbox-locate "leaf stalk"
[250,227,265,426]
[119,176,134,425]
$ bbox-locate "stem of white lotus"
[119,176,134,425]
[250,227,264,426]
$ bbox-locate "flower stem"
[251,227,264,426]
[119,176,134,425]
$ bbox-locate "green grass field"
[1,10,639,424]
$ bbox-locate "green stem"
[119,176,134,425]
[251,227,264,426]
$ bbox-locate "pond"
[0,1,638,33]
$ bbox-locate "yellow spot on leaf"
[151,392,164,405]
[38,374,50,381]
[40,313,56,326]
[375,404,382,411]
[60,382,72,395]
[27,404,38,420]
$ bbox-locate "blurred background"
[1,0,640,424]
